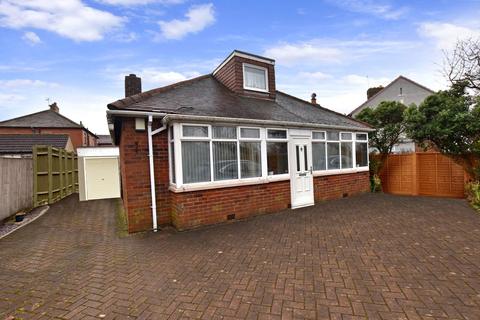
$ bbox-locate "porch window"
[355,133,368,167]
[239,128,262,178]
[312,131,326,171]
[340,132,353,169]
[326,131,340,170]
[266,129,288,175]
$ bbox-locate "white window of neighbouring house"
[266,129,288,175]
[243,64,268,92]
[355,133,369,167]
[312,131,326,171]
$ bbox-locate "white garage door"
[85,157,120,200]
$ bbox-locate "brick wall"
[0,127,96,149]
[118,119,370,232]
[118,118,171,232]
[214,55,276,100]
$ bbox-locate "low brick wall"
[119,118,370,232]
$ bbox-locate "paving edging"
[0,206,49,240]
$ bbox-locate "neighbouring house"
[349,76,434,153]
[0,134,73,157]
[0,103,98,149]
[107,50,374,233]
[97,134,113,146]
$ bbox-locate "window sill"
[313,167,369,177]
[243,86,269,94]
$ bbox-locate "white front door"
[289,137,314,209]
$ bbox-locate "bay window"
[239,128,262,178]
[266,129,288,175]
[340,132,353,169]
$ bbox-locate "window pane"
[267,142,288,175]
[240,142,261,178]
[213,126,236,139]
[169,126,174,140]
[240,128,260,139]
[356,133,367,141]
[341,142,353,169]
[356,142,368,167]
[182,141,211,183]
[267,129,287,139]
[312,142,326,170]
[213,141,238,181]
[327,142,340,170]
[296,145,300,172]
[183,125,208,137]
[244,66,267,90]
[170,141,176,183]
[304,145,308,171]
[341,132,352,140]
[327,131,339,141]
[312,131,325,140]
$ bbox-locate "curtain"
[244,66,266,90]
[182,141,211,183]
[240,142,261,178]
[213,141,238,181]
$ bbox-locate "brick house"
[107,50,373,233]
[0,103,98,149]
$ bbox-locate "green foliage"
[370,174,382,193]
[356,101,408,156]
[404,82,480,180]
[465,181,480,211]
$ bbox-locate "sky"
[0,0,479,134]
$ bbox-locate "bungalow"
[107,50,374,233]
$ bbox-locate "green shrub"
[466,181,480,211]
[370,174,382,193]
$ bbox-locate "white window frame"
[340,131,355,170]
[354,132,369,168]
[243,63,269,93]
[265,128,289,178]
[168,125,176,185]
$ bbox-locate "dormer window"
[243,63,268,92]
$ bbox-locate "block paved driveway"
[1,194,480,320]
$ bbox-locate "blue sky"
[0,0,479,134]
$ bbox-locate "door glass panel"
[304,145,308,172]
[296,145,300,172]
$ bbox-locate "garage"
[77,147,120,201]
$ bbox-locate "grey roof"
[0,134,69,154]
[0,109,81,128]
[97,134,113,145]
[108,75,370,130]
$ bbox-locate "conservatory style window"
[266,129,288,175]
[311,131,369,173]
[181,125,211,183]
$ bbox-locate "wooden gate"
[380,152,466,198]
[33,145,78,207]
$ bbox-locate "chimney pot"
[49,102,59,113]
[125,74,142,97]
[311,93,317,105]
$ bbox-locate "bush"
[370,174,382,193]
[466,181,480,211]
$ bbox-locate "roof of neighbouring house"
[349,75,435,116]
[0,109,98,137]
[108,75,371,130]
[0,134,70,154]
[97,134,113,145]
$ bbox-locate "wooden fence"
[380,152,467,198]
[0,157,33,221]
[33,145,78,207]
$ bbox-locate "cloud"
[326,0,408,20]
[297,71,332,81]
[97,0,183,5]
[418,22,480,50]
[0,0,124,41]
[0,79,60,88]
[264,43,343,66]
[22,31,41,45]
[139,69,201,87]
[158,3,215,40]
[264,39,416,66]
[0,93,25,107]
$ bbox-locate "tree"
[444,38,480,92]
[355,101,408,190]
[404,82,480,181]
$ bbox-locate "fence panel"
[0,157,33,220]
[380,152,466,198]
[33,145,78,207]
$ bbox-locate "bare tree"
[443,38,480,92]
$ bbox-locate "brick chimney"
[311,93,317,105]
[125,74,142,97]
[49,102,59,113]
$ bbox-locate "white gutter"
[147,115,166,232]
[162,114,375,132]
[106,109,166,118]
